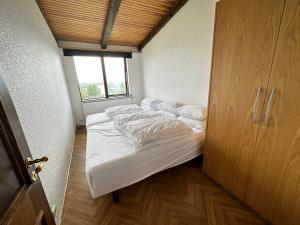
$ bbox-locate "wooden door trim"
[0,96,33,224]
[0,72,55,225]
[0,101,32,184]
[0,76,34,164]
[34,210,46,225]
[0,75,34,224]
[0,186,29,225]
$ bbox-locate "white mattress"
[86,112,111,128]
[86,121,205,198]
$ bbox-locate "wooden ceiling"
[36,0,188,50]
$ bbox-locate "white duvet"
[113,111,162,130]
[121,116,193,150]
[105,104,143,118]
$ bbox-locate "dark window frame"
[74,56,130,101]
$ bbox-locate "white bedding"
[105,104,143,118]
[121,116,193,150]
[113,111,161,131]
[86,121,205,198]
[86,112,111,128]
[157,110,178,118]
[177,116,206,131]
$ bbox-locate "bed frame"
[112,191,120,203]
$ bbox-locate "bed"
[86,112,111,128]
[86,119,205,198]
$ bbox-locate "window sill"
[81,95,133,103]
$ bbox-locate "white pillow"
[176,105,207,121]
[177,116,206,131]
[141,98,162,110]
[157,110,177,118]
[157,101,183,113]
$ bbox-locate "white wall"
[141,0,216,106]
[0,0,75,223]
[63,53,143,125]
[63,57,85,125]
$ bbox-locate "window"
[104,57,127,95]
[74,56,128,100]
[74,57,105,99]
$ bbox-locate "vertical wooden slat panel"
[109,0,180,46]
[37,0,189,47]
[38,0,109,43]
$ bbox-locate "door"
[245,0,300,224]
[0,71,55,225]
[203,0,285,199]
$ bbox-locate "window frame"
[75,56,130,102]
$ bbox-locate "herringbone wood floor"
[61,128,268,225]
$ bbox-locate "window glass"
[74,56,105,100]
[104,57,127,95]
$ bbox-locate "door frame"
[0,70,55,225]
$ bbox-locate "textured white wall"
[0,0,75,223]
[63,57,85,125]
[63,53,143,124]
[141,0,216,106]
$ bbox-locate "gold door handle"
[25,156,48,182]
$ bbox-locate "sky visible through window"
[104,57,126,95]
[74,56,103,84]
[74,56,127,100]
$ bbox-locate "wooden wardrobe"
[203,0,300,224]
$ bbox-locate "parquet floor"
[61,128,268,225]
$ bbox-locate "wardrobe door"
[246,0,300,224]
[203,0,285,199]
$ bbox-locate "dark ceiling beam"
[101,0,121,49]
[138,0,189,51]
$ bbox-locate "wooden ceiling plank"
[43,8,106,18]
[46,18,103,27]
[43,11,105,21]
[38,0,109,44]
[116,10,165,19]
[40,1,108,15]
[57,36,100,42]
[108,0,183,46]
[138,0,188,50]
[43,6,106,16]
[41,0,107,8]
[46,19,102,27]
[126,2,173,12]
[101,0,121,49]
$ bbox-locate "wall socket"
[51,205,57,219]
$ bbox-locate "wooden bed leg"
[112,191,120,203]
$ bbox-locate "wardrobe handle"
[252,87,262,124]
[264,87,276,127]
